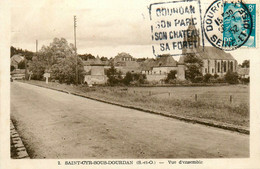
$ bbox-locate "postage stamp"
[203,0,254,50]
[243,3,256,47]
[149,0,204,57]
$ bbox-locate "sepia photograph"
[1,0,260,168]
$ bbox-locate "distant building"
[11,54,24,69]
[141,55,185,82]
[181,18,237,77]
[112,52,141,74]
[11,69,26,80]
[83,58,107,85]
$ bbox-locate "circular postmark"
[203,0,252,51]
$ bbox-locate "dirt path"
[11,81,249,158]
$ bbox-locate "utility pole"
[74,15,78,85]
[36,40,38,53]
[36,40,38,60]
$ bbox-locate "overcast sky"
[11,0,252,63]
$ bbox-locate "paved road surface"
[11,82,249,158]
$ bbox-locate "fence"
[116,88,248,105]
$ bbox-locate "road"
[11,82,249,158]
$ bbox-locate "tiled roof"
[11,54,24,63]
[197,47,235,60]
[154,55,177,67]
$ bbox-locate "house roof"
[83,58,108,66]
[11,54,24,63]
[154,55,177,67]
[140,59,156,71]
[197,46,235,60]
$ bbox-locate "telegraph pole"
[74,15,78,85]
[36,40,38,53]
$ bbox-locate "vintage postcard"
[0,0,260,168]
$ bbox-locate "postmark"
[203,0,253,51]
[149,0,204,57]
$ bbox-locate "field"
[128,85,249,105]
[18,80,250,128]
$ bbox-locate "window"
[205,68,207,73]
[224,61,226,72]
[230,62,233,71]
[218,62,220,72]
[212,68,214,73]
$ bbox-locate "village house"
[11,54,24,69]
[112,52,141,74]
[141,55,185,82]
[83,57,108,85]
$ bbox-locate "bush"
[10,65,15,72]
[122,72,147,86]
[123,72,133,85]
[107,65,123,86]
[225,71,239,84]
[203,73,212,83]
[240,77,250,84]
[193,76,203,83]
[185,64,202,82]
[213,73,219,79]
[165,70,177,83]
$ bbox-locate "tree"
[100,56,109,61]
[165,70,177,83]
[79,53,96,61]
[38,38,75,65]
[28,56,48,80]
[241,60,249,68]
[123,72,133,85]
[106,65,123,85]
[225,70,239,84]
[10,46,34,60]
[51,57,85,84]
[184,54,203,82]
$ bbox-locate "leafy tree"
[165,70,177,83]
[225,70,239,84]
[106,65,123,85]
[79,53,96,61]
[241,60,249,68]
[100,56,109,61]
[28,56,48,80]
[28,37,77,81]
[38,38,75,65]
[10,46,34,60]
[184,54,203,82]
[123,72,133,85]
[51,57,85,84]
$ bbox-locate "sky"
[11,0,253,64]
